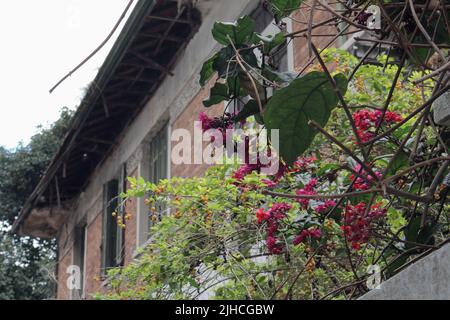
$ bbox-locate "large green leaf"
[212,16,256,46]
[264,71,348,164]
[199,53,218,86]
[213,46,258,79]
[405,216,421,250]
[233,100,261,123]
[203,82,229,108]
[227,76,247,97]
[269,0,303,21]
[387,151,409,176]
[214,46,236,78]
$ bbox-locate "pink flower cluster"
[232,154,318,186]
[256,203,292,255]
[293,227,322,246]
[296,179,317,209]
[261,179,277,188]
[295,179,336,213]
[232,164,261,181]
[292,156,317,172]
[315,200,338,214]
[349,164,382,191]
[353,109,402,143]
[232,158,288,186]
[341,202,387,250]
[198,112,233,144]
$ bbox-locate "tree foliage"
[0,107,72,300]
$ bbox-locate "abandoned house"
[11,0,364,299]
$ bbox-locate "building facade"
[13,0,343,299]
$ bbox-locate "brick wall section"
[171,77,224,178]
[124,167,138,265]
[171,5,338,180]
[56,247,72,300]
[84,211,103,298]
[291,3,337,71]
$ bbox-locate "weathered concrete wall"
[361,244,450,300]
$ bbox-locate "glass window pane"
[149,124,168,184]
[102,179,119,271]
[148,123,169,224]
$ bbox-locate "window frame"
[136,122,170,248]
[101,164,127,274]
[148,123,169,185]
[72,223,87,300]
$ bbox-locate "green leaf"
[387,207,407,234]
[405,216,421,250]
[386,253,409,277]
[393,124,412,141]
[387,151,409,176]
[227,76,246,97]
[264,71,348,164]
[233,100,261,123]
[212,16,256,46]
[214,46,236,78]
[269,0,303,21]
[317,163,340,176]
[373,80,384,94]
[199,54,218,86]
[417,223,436,246]
[213,46,258,79]
[203,82,229,108]
[254,113,265,125]
[187,278,200,289]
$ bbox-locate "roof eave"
[11,0,156,235]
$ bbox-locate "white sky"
[0,0,137,149]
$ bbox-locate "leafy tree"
[0,108,72,224]
[0,108,72,300]
[0,227,56,300]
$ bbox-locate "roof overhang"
[12,0,201,238]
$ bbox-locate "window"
[253,5,294,73]
[148,124,169,222]
[149,124,168,185]
[258,22,292,72]
[72,224,86,299]
[136,123,170,247]
[102,165,127,272]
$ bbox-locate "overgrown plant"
[99,0,450,300]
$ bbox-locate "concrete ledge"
[360,244,450,300]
